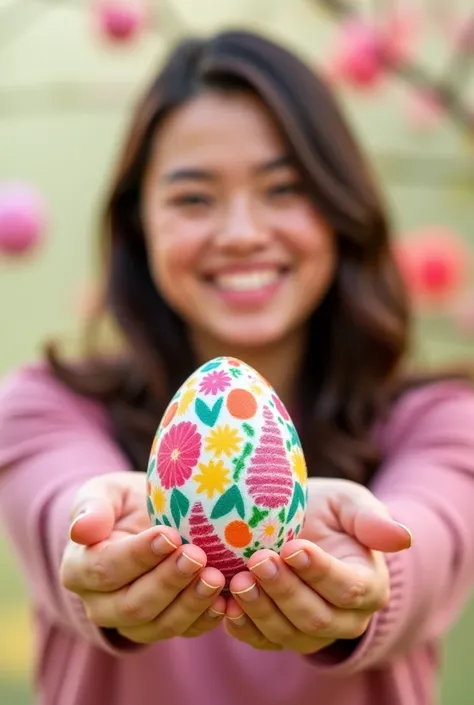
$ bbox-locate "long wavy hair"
[46,29,416,484]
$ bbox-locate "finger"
[335,490,412,552]
[182,595,227,637]
[146,567,226,639]
[117,566,226,644]
[84,544,209,630]
[280,540,389,611]
[69,499,117,546]
[225,597,284,651]
[238,552,372,642]
[69,473,132,545]
[228,567,297,648]
[352,510,412,552]
[61,525,182,594]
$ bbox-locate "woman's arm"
[308,380,474,673]
[0,364,137,654]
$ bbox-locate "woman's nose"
[216,196,269,252]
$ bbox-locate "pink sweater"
[1,364,474,705]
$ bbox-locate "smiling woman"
[141,90,336,352]
[1,27,474,705]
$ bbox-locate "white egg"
[146,356,308,583]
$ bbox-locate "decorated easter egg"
[146,356,308,583]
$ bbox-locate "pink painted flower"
[272,394,290,420]
[199,370,231,396]
[157,421,201,489]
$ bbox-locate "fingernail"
[208,607,225,619]
[284,549,310,570]
[249,556,278,581]
[397,523,413,547]
[227,614,246,627]
[231,583,259,602]
[176,552,204,576]
[196,578,220,598]
[69,510,88,535]
[151,534,178,556]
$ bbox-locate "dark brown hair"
[47,29,415,483]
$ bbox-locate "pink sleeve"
[0,364,142,655]
[308,381,474,674]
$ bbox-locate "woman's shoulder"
[377,377,474,453]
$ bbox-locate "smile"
[214,270,281,292]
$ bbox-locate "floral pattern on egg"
[146,356,308,583]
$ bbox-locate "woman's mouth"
[205,267,289,307]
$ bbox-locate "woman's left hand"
[225,478,412,654]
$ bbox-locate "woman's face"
[141,91,336,352]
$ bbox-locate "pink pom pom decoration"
[394,227,470,308]
[0,182,47,256]
[329,10,418,91]
[95,0,146,43]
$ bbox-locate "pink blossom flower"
[199,370,231,395]
[157,421,201,489]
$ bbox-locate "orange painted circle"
[162,401,178,428]
[226,388,257,419]
[224,520,253,548]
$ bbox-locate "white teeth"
[215,270,280,291]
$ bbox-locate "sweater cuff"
[305,550,413,675]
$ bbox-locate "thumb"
[69,475,123,546]
[338,491,413,553]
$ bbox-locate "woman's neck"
[190,329,307,408]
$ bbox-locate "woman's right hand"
[60,472,227,644]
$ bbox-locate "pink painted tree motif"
[245,406,293,509]
[189,502,246,582]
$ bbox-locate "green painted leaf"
[162,515,172,527]
[201,360,222,372]
[248,505,269,528]
[278,507,286,524]
[173,488,190,517]
[243,546,258,559]
[146,497,155,518]
[287,483,305,523]
[242,422,255,437]
[276,538,284,549]
[147,457,156,476]
[229,367,242,378]
[278,526,284,538]
[286,423,300,447]
[195,396,223,427]
[285,439,291,452]
[181,536,190,544]
[232,441,254,482]
[210,484,245,520]
[154,516,162,526]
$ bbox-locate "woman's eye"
[170,194,213,207]
[268,182,303,197]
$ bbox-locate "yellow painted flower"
[193,459,231,498]
[177,387,196,415]
[151,486,167,514]
[205,424,242,458]
[291,447,307,486]
[250,383,262,396]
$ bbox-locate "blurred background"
[1,0,474,702]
